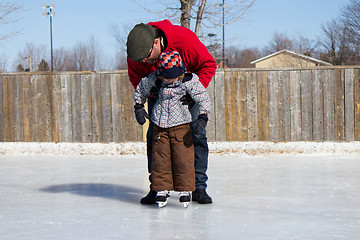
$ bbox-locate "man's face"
[142,38,161,64]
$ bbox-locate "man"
[126,19,216,204]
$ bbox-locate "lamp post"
[222,0,225,67]
[219,0,225,68]
[42,4,55,71]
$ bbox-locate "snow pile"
[1,141,360,156]
[0,142,147,156]
[208,141,360,156]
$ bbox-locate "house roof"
[250,49,332,66]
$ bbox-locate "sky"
[0,0,350,71]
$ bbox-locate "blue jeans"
[146,97,209,190]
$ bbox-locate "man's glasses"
[145,46,153,60]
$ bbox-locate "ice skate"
[179,192,191,208]
[155,190,170,208]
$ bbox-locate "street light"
[42,4,55,71]
[218,1,226,68]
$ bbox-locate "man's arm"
[174,25,217,89]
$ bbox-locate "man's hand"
[180,93,195,108]
[191,114,208,135]
[134,104,149,125]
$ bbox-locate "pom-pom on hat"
[126,23,156,62]
[157,51,186,79]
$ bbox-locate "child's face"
[161,76,179,84]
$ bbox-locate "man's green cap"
[126,23,156,62]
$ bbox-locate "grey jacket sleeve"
[185,75,211,115]
[134,72,157,105]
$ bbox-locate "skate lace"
[157,190,170,197]
[179,191,191,197]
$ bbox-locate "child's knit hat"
[157,51,186,79]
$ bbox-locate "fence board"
[50,74,61,143]
[238,71,248,141]
[124,73,134,141]
[206,75,215,141]
[323,70,335,140]
[81,74,93,142]
[312,70,324,141]
[224,71,233,140]
[334,69,345,140]
[22,75,33,141]
[90,73,102,142]
[279,71,290,141]
[2,76,15,141]
[290,71,301,140]
[0,75,3,141]
[60,74,73,142]
[14,75,24,141]
[71,75,82,142]
[268,71,279,141]
[110,73,122,142]
[225,71,247,141]
[354,69,360,141]
[43,75,53,141]
[345,69,355,141]
[257,71,269,141]
[214,71,226,141]
[247,71,258,140]
[123,73,142,141]
[31,75,51,141]
[225,71,248,141]
[300,70,312,140]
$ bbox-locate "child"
[133,51,211,208]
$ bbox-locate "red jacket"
[127,20,217,89]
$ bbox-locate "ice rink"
[1,150,360,239]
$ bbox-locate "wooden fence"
[1,66,359,142]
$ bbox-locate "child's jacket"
[134,73,211,128]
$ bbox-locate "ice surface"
[1,152,359,240]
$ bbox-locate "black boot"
[140,190,157,204]
[192,189,213,204]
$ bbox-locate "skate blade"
[157,201,168,208]
[182,202,190,208]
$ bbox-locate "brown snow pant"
[151,123,196,192]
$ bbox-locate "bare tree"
[0,2,22,41]
[38,59,50,71]
[317,19,351,65]
[13,36,111,72]
[196,0,255,36]
[180,0,197,29]
[109,23,131,69]
[132,0,255,36]
[53,47,71,71]
[262,32,294,55]
[227,46,261,68]
[262,32,318,59]
[68,36,104,71]
[293,35,318,57]
[16,64,25,72]
[14,43,47,72]
[0,54,8,72]
[342,0,360,47]
[114,51,128,70]
[340,0,360,64]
